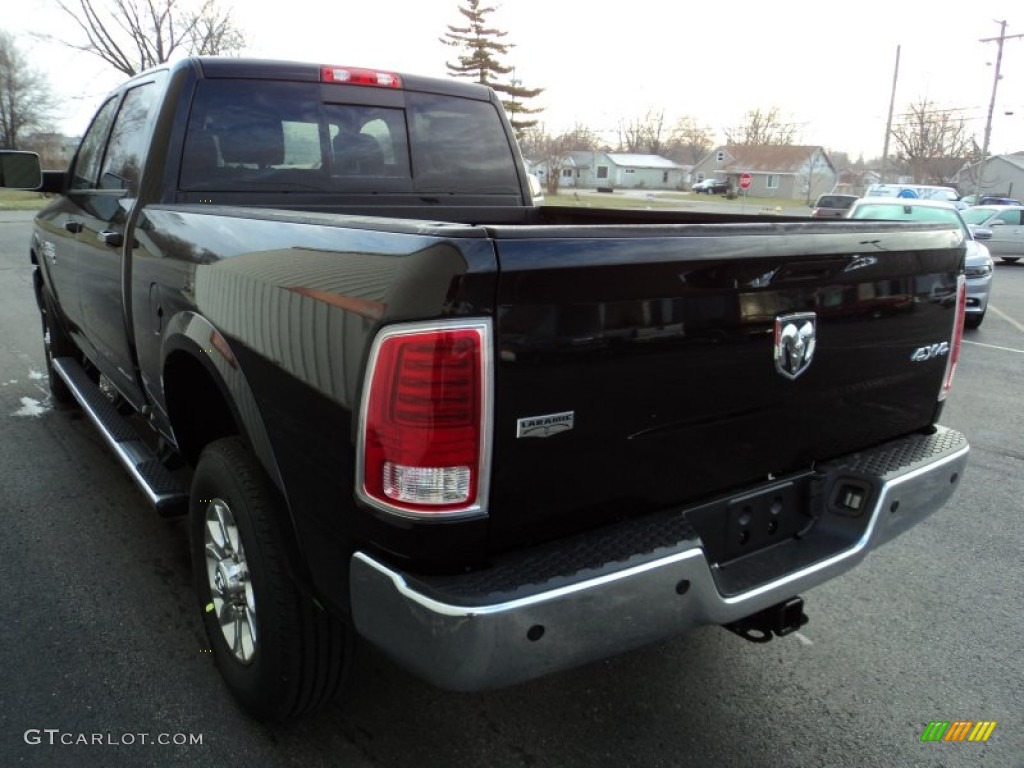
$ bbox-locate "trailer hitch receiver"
[723,597,808,643]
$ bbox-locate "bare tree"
[52,0,245,77]
[890,97,975,184]
[0,32,55,148]
[664,117,714,165]
[724,107,795,146]
[560,123,601,152]
[519,125,603,195]
[189,0,245,55]
[617,109,666,154]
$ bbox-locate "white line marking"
[963,340,1024,355]
[989,304,1024,333]
[794,631,813,646]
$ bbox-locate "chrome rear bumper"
[350,427,968,691]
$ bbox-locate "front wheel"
[964,312,985,329]
[40,290,78,406]
[190,437,353,721]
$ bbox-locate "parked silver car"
[847,198,994,328]
[960,205,1024,263]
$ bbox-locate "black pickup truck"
[2,58,970,721]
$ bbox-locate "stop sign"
[739,172,752,190]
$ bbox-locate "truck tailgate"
[486,221,964,547]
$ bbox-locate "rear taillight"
[357,320,491,519]
[939,275,966,401]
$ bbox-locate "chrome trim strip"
[352,547,707,618]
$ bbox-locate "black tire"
[190,436,353,721]
[964,312,984,329]
[1001,257,1020,263]
[40,290,77,406]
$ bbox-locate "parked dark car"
[960,194,1024,206]
[979,196,1023,206]
[810,194,858,218]
[692,178,730,194]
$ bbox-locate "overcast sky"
[6,0,1024,160]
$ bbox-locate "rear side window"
[100,80,162,193]
[180,79,519,195]
[406,93,519,193]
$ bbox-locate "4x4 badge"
[775,312,817,380]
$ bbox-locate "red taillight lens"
[939,274,966,401]
[358,321,491,518]
[321,66,402,88]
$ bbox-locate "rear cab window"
[179,79,519,196]
[815,195,856,209]
[850,202,969,237]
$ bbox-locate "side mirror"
[0,151,42,190]
[989,219,1005,226]
[972,227,993,241]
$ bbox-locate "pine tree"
[439,0,543,136]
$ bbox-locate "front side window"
[72,98,119,190]
[996,210,1022,225]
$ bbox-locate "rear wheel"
[190,436,353,721]
[1001,257,1020,263]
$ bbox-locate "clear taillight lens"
[358,320,491,518]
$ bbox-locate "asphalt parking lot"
[0,209,1021,767]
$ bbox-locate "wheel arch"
[161,311,285,494]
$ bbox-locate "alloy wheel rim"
[203,498,257,664]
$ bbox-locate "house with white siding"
[531,151,685,190]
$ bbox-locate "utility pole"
[975,21,1024,200]
[880,45,901,185]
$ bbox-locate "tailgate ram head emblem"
[774,312,817,380]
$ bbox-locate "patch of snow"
[12,397,49,417]
[28,370,45,380]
